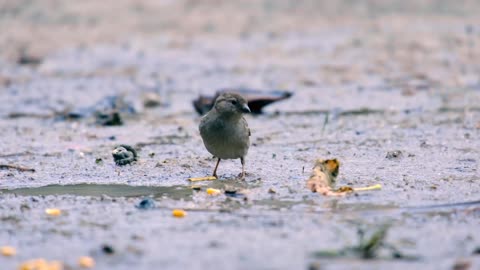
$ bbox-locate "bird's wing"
[241,116,251,136]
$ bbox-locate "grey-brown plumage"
[199,92,251,179]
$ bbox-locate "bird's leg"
[212,158,221,178]
[239,157,246,180]
[187,158,220,182]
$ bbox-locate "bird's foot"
[237,172,246,180]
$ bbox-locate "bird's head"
[213,92,251,116]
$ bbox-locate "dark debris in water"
[224,189,246,199]
[193,88,293,115]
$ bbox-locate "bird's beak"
[241,104,251,113]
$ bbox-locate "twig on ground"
[0,164,35,172]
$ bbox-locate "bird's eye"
[231,100,237,105]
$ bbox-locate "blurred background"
[1,0,480,89]
[1,0,480,112]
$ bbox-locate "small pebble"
[386,150,403,159]
[224,189,245,198]
[143,92,162,107]
[136,198,155,210]
[96,111,123,126]
[101,244,115,255]
[112,145,137,166]
[308,262,322,270]
[452,259,471,270]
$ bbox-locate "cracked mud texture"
[1,1,480,269]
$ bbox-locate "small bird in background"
[199,92,251,179]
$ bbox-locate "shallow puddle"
[0,183,194,200]
[0,180,258,202]
[2,183,479,215]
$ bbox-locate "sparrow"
[199,92,251,179]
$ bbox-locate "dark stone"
[136,198,155,210]
[112,145,138,166]
[386,150,403,159]
[101,244,115,254]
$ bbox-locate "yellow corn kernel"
[18,259,51,270]
[45,208,62,216]
[1,246,16,256]
[188,176,217,182]
[78,256,95,268]
[206,188,221,195]
[172,209,186,218]
[49,261,63,270]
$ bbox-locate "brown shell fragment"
[306,159,344,196]
[307,159,381,196]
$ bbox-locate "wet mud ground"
[1,1,480,269]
